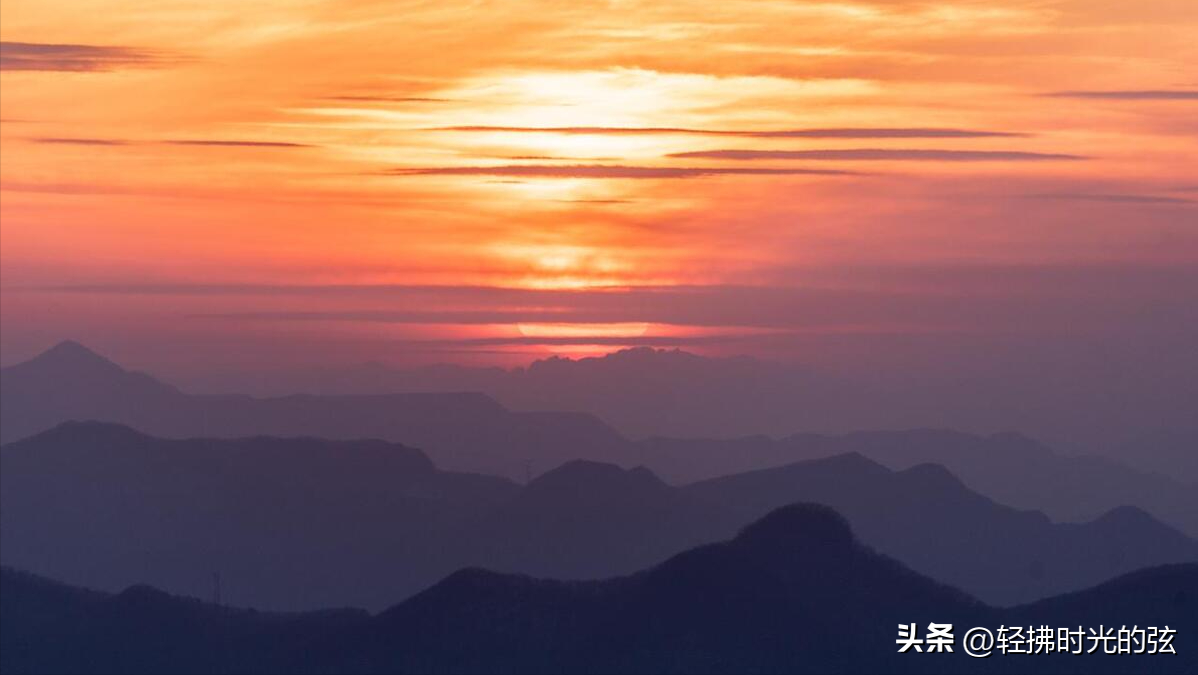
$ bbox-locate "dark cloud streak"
[1044,90,1198,101]
[29,137,313,148]
[0,41,175,71]
[1026,192,1194,205]
[672,149,1087,162]
[163,140,313,148]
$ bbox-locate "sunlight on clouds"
[517,322,650,338]
[2,0,1196,356]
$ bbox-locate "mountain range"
[4,504,1196,674]
[2,341,1195,537]
[4,421,1195,610]
[166,344,1198,483]
[0,340,633,479]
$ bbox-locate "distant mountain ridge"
[4,422,1195,610]
[4,506,1196,674]
[0,341,632,480]
[2,341,1195,537]
[163,343,1198,483]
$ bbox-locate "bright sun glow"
[516,322,650,338]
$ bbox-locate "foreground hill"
[4,423,1195,609]
[4,506,1195,674]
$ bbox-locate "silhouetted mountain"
[340,504,983,674]
[342,507,1198,674]
[0,341,632,479]
[182,345,1198,483]
[470,451,1197,605]
[0,422,517,610]
[197,346,850,442]
[637,429,1198,537]
[5,507,1196,674]
[0,566,369,675]
[682,455,1198,605]
[464,460,715,579]
[8,423,1193,611]
[7,342,1193,537]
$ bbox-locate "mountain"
[175,345,1198,483]
[332,506,1198,674]
[7,506,1195,674]
[0,566,369,675]
[472,451,1198,606]
[636,429,1198,538]
[0,421,517,610]
[6,342,1193,538]
[7,340,1197,536]
[8,423,1193,610]
[461,460,716,579]
[681,454,1198,605]
[0,341,632,480]
[341,504,986,674]
[173,347,847,441]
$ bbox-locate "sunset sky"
[1,0,1195,377]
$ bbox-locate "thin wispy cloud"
[671,149,1087,162]
[31,137,133,146]
[1026,192,1194,205]
[29,137,313,148]
[398,335,762,347]
[32,263,1196,333]
[435,126,1023,138]
[164,140,313,148]
[327,95,452,103]
[0,41,175,71]
[387,164,857,179]
[1044,90,1198,101]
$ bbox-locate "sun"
[513,322,649,357]
[516,322,651,339]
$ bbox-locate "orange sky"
[1,0,1196,368]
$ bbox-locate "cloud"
[30,137,313,148]
[28,263,1197,334]
[0,41,173,72]
[1043,90,1198,101]
[31,137,133,146]
[434,125,1023,138]
[393,334,765,347]
[163,140,313,148]
[671,149,1086,162]
[327,95,452,103]
[1026,192,1194,205]
[387,164,856,179]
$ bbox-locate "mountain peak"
[2,421,152,452]
[526,459,666,493]
[33,340,118,368]
[1091,504,1169,532]
[735,503,855,550]
[527,347,705,371]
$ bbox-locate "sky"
[1,0,1196,378]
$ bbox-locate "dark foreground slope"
[0,567,369,675]
[4,506,1197,674]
